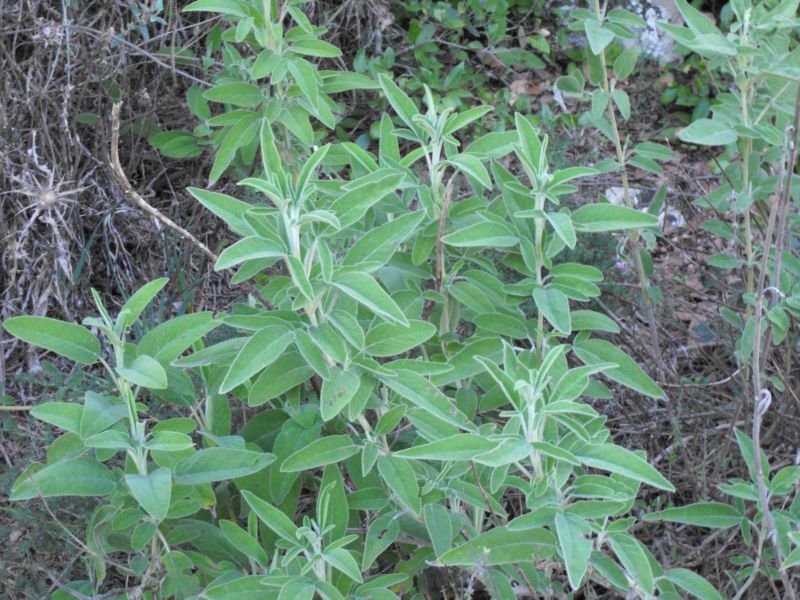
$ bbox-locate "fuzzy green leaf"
[3,317,100,364]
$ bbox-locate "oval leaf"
[3,316,100,364]
[281,435,359,472]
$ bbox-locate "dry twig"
[109,101,217,262]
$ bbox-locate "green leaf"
[296,144,331,198]
[555,513,592,590]
[84,430,133,450]
[220,519,268,566]
[572,204,659,232]
[444,105,493,136]
[145,431,194,452]
[394,435,497,461]
[215,236,285,271]
[673,0,720,35]
[31,402,82,433]
[293,330,331,379]
[183,0,250,17]
[174,448,275,485]
[362,514,401,570]
[465,131,519,159]
[379,370,472,430]
[474,437,532,467]
[378,112,401,163]
[125,468,171,521]
[286,255,314,303]
[249,352,313,405]
[440,527,556,566]
[328,171,404,229]
[172,336,245,368]
[323,547,363,583]
[549,167,598,188]
[3,316,100,364]
[571,310,619,333]
[377,455,420,514]
[643,502,741,528]
[576,444,674,491]
[573,338,663,397]
[531,441,581,465]
[424,503,453,558]
[442,221,519,248]
[345,211,424,267]
[332,272,408,326]
[734,428,772,484]
[150,131,203,159]
[80,392,127,438]
[187,188,252,236]
[533,287,571,335]
[204,575,275,599]
[365,320,436,357]
[203,83,264,107]
[612,88,631,120]
[288,57,319,108]
[784,547,800,569]
[584,19,615,55]
[609,534,654,595]
[328,311,365,350]
[10,458,116,500]
[117,355,168,389]
[277,579,315,600]
[663,568,723,600]
[514,113,544,173]
[241,490,298,543]
[140,312,220,364]
[290,39,342,58]
[546,212,576,249]
[321,71,379,94]
[474,313,527,338]
[634,142,675,162]
[278,105,314,146]
[119,278,169,328]
[320,368,360,422]
[448,153,491,190]
[678,119,737,146]
[608,7,646,27]
[281,435,359,472]
[210,113,260,184]
[706,253,739,269]
[613,46,639,80]
[260,119,286,183]
[219,326,293,393]
[378,74,420,135]
[590,551,630,592]
[592,88,608,119]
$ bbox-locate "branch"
[748,83,800,600]
[109,102,273,309]
[109,102,218,262]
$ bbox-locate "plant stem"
[534,190,546,360]
[592,0,663,372]
[746,84,800,600]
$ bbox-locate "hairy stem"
[592,0,663,372]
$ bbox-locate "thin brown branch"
[109,102,217,262]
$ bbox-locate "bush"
[3,0,799,598]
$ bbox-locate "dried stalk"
[109,101,217,262]
[109,102,272,308]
